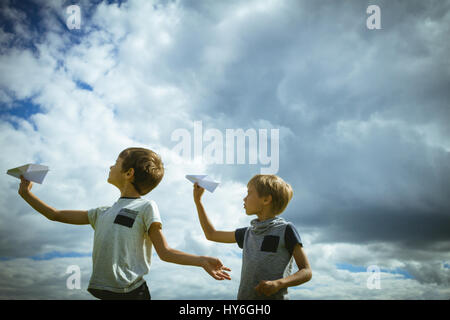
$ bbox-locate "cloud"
[0,256,93,299]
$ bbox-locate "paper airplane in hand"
[7,164,49,184]
[186,175,220,193]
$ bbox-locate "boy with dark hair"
[193,174,311,300]
[18,147,230,300]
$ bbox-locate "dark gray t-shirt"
[235,217,302,300]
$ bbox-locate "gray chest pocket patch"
[260,235,280,252]
[114,208,138,228]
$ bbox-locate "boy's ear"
[125,167,135,180]
[262,194,272,206]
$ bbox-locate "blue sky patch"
[336,263,367,273]
[30,251,91,261]
[336,263,414,279]
[75,80,93,91]
[0,98,42,119]
[0,98,42,130]
[0,251,91,261]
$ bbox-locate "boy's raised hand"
[192,183,232,280]
[201,256,232,281]
[193,182,205,202]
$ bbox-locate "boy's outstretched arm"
[193,183,236,243]
[148,222,231,280]
[255,244,312,296]
[18,176,89,225]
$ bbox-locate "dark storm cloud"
[160,0,450,251]
[283,117,450,250]
[201,0,450,128]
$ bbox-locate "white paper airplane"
[186,174,220,193]
[6,163,49,184]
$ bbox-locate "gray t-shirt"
[235,217,302,300]
[87,197,162,293]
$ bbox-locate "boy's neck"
[119,183,141,198]
[256,208,276,222]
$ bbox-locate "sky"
[0,0,449,300]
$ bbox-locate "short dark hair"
[119,147,164,195]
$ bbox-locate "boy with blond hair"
[193,174,311,300]
[19,147,230,300]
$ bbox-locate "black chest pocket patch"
[114,208,138,228]
[260,235,280,252]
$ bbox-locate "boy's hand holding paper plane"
[186,175,220,193]
[7,164,49,184]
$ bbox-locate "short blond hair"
[247,174,293,215]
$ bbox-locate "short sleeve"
[143,200,162,232]
[235,227,248,249]
[285,223,303,255]
[87,206,109,230]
